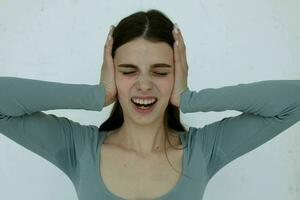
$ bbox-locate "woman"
[0,9,299,200]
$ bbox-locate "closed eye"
[121,72,169,76]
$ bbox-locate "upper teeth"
[132,98,156,105]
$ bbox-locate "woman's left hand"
[169,23,189,108]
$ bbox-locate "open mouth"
[131,98,158,110]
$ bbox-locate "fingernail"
[174,27,178,34]
[109,25,114,31]
[176,40,179,46]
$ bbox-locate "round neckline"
[96,130,187,200]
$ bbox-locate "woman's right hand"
[100,25,117,107]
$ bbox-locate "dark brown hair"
[99,9,191,179]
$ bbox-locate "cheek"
[115,74,174,95]
[115,76,131,96]
[158,76,174,96]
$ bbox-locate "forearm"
[179,80,300,118]
[0,76,105,117]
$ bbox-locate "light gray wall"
[0,0,299,199]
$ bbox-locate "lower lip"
[132,100,157,113]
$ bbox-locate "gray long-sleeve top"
[0,77,299,200]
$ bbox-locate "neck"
[108,125,180,156]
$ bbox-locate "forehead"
[114,37,173,67]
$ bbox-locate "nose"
[136,76,153,92]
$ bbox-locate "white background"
[0,0,299,199]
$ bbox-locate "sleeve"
[0,76,106,179]
[179,80,300,180]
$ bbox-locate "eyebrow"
[117,63,172,69]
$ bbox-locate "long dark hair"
[99,9,191,179]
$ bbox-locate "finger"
[173,33,181,69]
[174,27,188,66]
[173,26,189,76]
[176,28,187,63]
[176,27,186,50]
[104,26,114,60]
[172,28,182,56]
[172,26,186,59]
[105,26,114,47]
[172,26,179,45]
[173,29,185,74]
